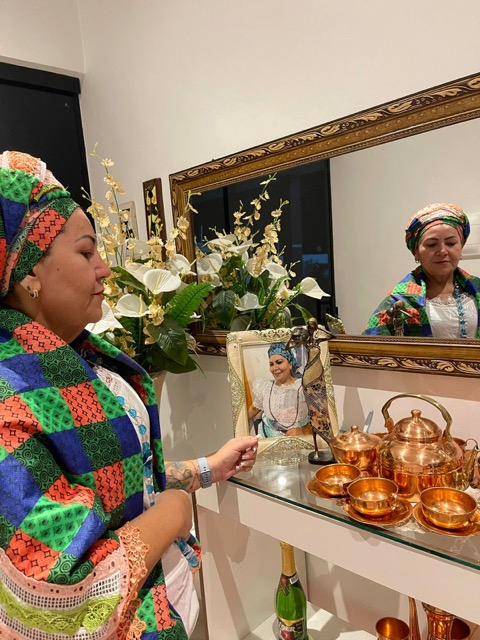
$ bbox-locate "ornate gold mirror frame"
[170,72,480,378]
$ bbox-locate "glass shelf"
[229,454,480,572]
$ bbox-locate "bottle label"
[277,614,307,640]
[279,573,299,595]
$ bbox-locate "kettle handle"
[381,393,453,440]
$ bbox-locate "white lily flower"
[87,301,124,333]
[207,233,237,249]
[169,253,195,276]
[266,262,288,280]
[197,253,223,276]
[227,241,253,255]
[207,234,253,255]
[125,262,151,283]
[299,277,330,299]
[235,293,264,311]
[143,269,182,294]
[116,294,150,317]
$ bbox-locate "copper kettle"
[377,394,463,502]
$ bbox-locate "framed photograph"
[118,201,139,239]
[226,327,339,456]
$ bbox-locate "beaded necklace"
[453,282,468,339]
[268,380,300,428]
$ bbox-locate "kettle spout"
[408,597,421,640]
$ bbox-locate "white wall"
[0,0,84,76]
[1,0,480,460]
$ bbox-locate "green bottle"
[276,541,308,640]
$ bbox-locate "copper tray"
[306,477,345,501]
[412,503,480,537]
[343,497,413,528]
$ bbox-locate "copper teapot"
[377,394,464,502]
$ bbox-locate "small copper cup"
[451,618,471,640]
[375,617,410,640]
[315,463,361,496]
[347,477,399,517]
[420,487,477,530]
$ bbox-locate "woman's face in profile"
[269,354,292,385]
[414,223,463,281]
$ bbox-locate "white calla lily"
[266,262,288,280]
[169,254,195,276]
[87,301,124,333]
[197,253,223,276]
[245,258,266,277]
[227,241,253,255]
[143,269,182,294]
[125,262,151,283]
[299,277,330,299]
[207,233,237,249]
[235,293,264,311]
[115,294,150,317]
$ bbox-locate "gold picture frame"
[226,327,339,457]
[170,71,480,378]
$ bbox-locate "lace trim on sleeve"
[116,523,149,640]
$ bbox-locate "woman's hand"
[208,436,259,482]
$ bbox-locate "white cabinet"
[195,458,480,639]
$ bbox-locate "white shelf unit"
[195,475,480,640]
[244,604,375,640]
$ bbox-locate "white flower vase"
[151,370,167,408]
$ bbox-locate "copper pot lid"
[392,409,443,444]
[331,425,381,451]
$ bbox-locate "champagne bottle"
[276,541,308,640]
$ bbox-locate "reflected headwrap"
[0,150,79,296]
[405,203,470,254]
[267,342,298,372]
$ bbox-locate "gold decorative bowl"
[315,463,360,497]
[347,477,398,517]
[420,487,478,530]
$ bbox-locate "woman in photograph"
[248,342,310,437]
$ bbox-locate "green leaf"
[111,266,147,295]
[211,289,236,329]
[119,315,144,347]
[291,303,313,324]
[147,316,188,365]
[145,348,198,374]
[269,306,292,328]
[166,282,212,328]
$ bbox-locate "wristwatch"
[197,457,213,489]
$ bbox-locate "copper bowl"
[315,463,361,496]
[347,477,398,517]
[420,487,478,530]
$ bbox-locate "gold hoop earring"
[26,286,39,299]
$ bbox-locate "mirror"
[169,72,480,377]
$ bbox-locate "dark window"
[193,161,336,325]
[0,62,89,209]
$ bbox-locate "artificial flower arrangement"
[196,175,329,331]
[84,145,211,374]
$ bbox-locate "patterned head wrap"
[405,203,470,255]
[0,151,79,297]
[268,342,298,372]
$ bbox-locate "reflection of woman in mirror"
[363,203,480,338]
[248,342,310,437]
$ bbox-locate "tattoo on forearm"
[165,460,198,490]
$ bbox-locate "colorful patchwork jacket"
[0,308,188,639]
[362,267,480,337]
